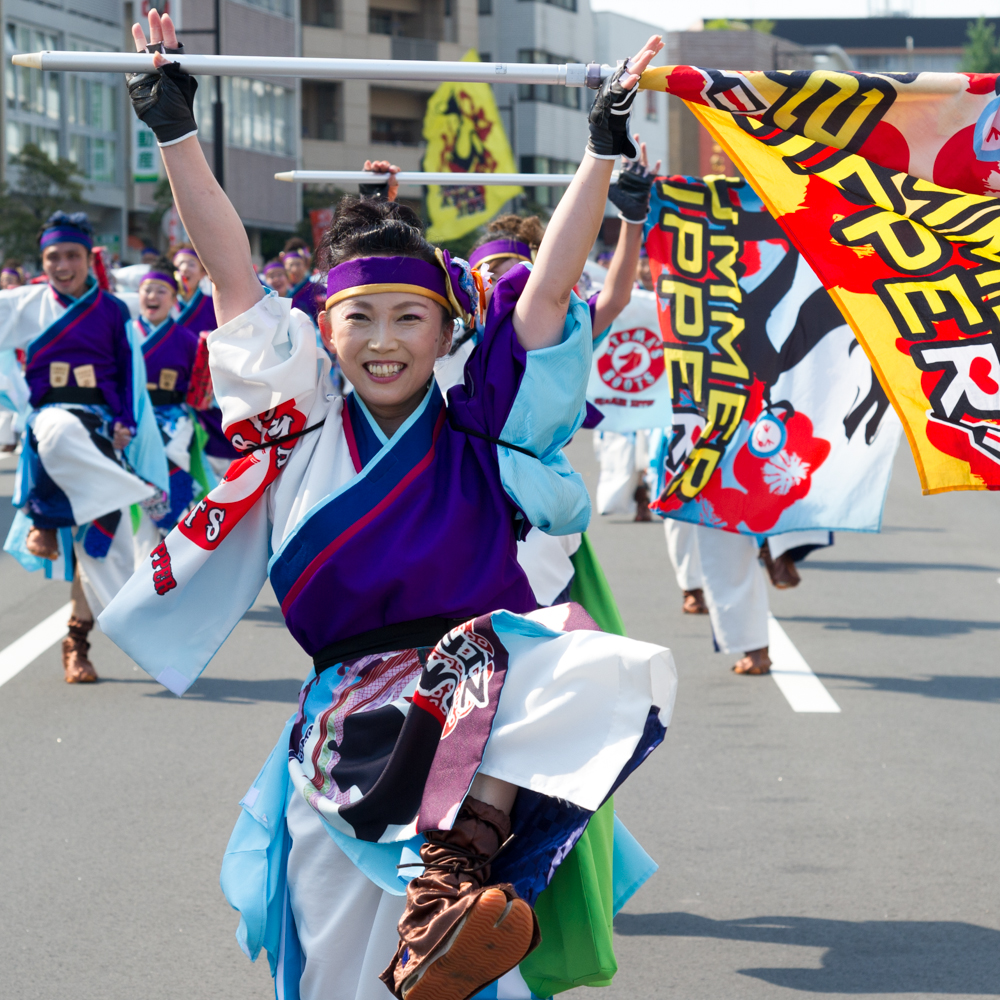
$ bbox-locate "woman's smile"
[363,360,407,382]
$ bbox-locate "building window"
[196,77,294,155]
[371,117,422,145]
[479,52,491,63]
[517,0,577,9]
[369,8,418,36]
[66,39,118,184]
[4,23,61,163]
[645,89,658,122]
[232,0,293,16]
[369,87,428,146]
[302,81,343,141]
[302,0,340,27]
[478,0,492,13]
[519,155,577,207]
[517,50,580,109]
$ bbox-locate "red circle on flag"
[597,328,665,393]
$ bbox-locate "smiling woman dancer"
[103,13,674,1000]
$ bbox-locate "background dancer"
[133,257,213,531]
[261,259,290,296]
[105,15,671,1000]
[0,211,163,682]
[282,237,320,328]
[171,243,240,477]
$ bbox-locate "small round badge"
[747,412,786,458]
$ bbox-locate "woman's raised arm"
[513,34,662,353]
[129,11,263,326]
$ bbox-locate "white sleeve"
[0,285,47,352]
[206,292,321,429]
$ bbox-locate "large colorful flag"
[637,66,1000,493]
[423,50,522,243]
[646,174,901,535]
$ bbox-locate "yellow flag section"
[674,102,1000,494]
[423,50,522,243]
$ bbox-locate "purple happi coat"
[26,278,135,431]
[288,275,320,326]
[175,286,216,335]
[136,315,199,394]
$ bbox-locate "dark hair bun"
[150,256,176,275]
[318,197,437,272]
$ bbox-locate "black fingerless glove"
[608,158,655,224]
[127,43,199,147]
[587,62,640,161]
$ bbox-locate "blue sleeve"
[497,290,593,535]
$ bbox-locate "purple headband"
[173,247,199,261]
[263,261,286,275]
[1,267,20,277]
[325,254,472,317]
[281,248,309,261]
[468,239,533,270]
[40,227,93,251]
[141,270,178,290]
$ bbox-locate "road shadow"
[614,912,1000,994]
[803,560,999,574]
[148,675,302,703]
[242,606,286,627]
[780,615,1000,638]
[819,672,1000,703]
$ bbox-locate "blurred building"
[1,0,129,259]
[768,17,995,74]
[299,0,478,205]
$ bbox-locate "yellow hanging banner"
[423,50,522,243]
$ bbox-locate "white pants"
[663,521,769,654]
[768,529,832,561]
[0,409,17,447]
[78,509,160,617]
[593,430,649,516]
[286,794,536,1000]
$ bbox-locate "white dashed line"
[0,603,72,689]
[768,614,841,713]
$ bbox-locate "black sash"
[40,387,106,406]
[313,616,469,672]
[148,390,185,406]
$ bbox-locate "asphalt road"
[1,437,998,1000]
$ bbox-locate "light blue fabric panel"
[0,347,30,419]
[220,715,296,970]
[611,813,658,915]
[497,292,592,536]
[125,319,170,493]
[316,819,425,896]
[3,508,46,573]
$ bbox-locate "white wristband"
[586,148,619,162]
[157,128,199,148]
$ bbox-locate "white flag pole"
[273,171,600,186]
[11,52,612,87]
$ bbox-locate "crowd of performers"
[0,16,836,1000]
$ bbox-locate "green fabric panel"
[129,504,141,534]
[187,406,212,500]
[519,799,617,996]
[568,532,626,637]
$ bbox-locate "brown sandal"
[381,797,539,1000]
[63,617,98,683]
[682,589,708,614]
[732,647,771,676]
[760,541,801,589]
[633,484,653,522]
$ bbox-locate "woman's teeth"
[366,362,404,377]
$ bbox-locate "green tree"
[961,17,1000,74]
[0,144,84,263]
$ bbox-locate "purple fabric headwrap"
[468,239,533,270]
[173,247,199,261]
[1,268,20,277]
[325,254,473,318]
[141,270,178,291]
[40,227,93,251]
[262,261,286,275]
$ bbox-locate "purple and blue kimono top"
[175,284,217,335]
[135,314,199,398]
[0,279,136,432]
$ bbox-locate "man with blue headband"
[0,211,164,683]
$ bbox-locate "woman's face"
[264,267,290,296]
[173,253,206,295]
[479,255,523,309]
[138,278,177,325]
[284,255,308,285]
[1,271,22,289]
[319,290,452,423]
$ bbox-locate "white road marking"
[768,614,841,713]
[0,602,72,688]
